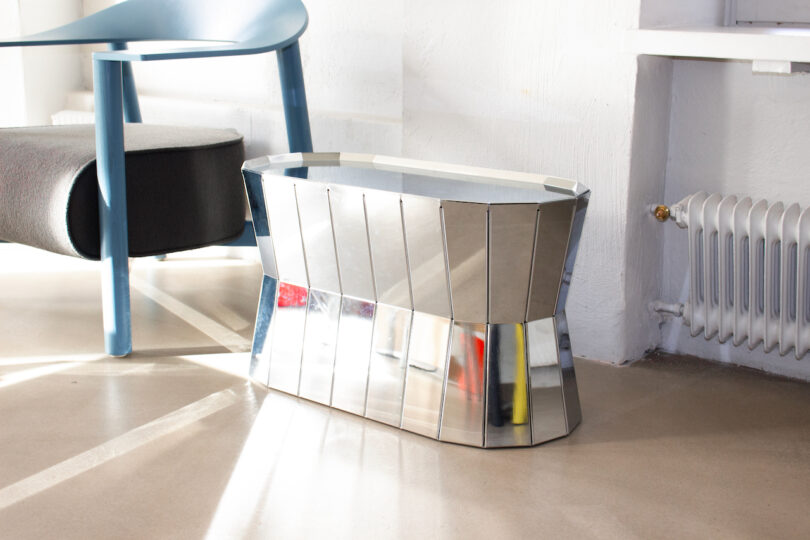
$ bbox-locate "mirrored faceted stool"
[242,153,589,448]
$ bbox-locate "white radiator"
[668,192,810,359]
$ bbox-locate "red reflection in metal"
[278,282,309,307]
[453,328,485,396]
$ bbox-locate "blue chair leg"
[277,40,313,154]
[109,43,142,123]
[93,58,132,357]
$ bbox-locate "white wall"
[0,0,83,126]
[0,0,26,126]
[626,55,673,362]
[659,58,810,380]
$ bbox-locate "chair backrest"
[3,0,308,59]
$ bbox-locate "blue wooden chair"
[0,0,313,356]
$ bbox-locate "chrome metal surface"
[329,186,375,300]
[298,289,340,404]
[365,303,412,426]
[402,195,451,319]
[489,204,538,324]
[264,178,308,287]
[266,282,308,395]
[295,182,340,292]
[365,190,412,309]
[401,312,451,438]
[443,202,488,323]
[248,275,278,385]
[526,317,567,443]
[244,153,589,448]
[556,195,589,315]
[331,297,375,415]
[244,169,278,278]
[556,312,582,431]
[484,323,532,447]
[439,322,486,446]
[527,200,576,321]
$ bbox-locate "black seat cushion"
[0,124,245,259]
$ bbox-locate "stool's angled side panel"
[439,321,486,446]
[296,182,342,404]
[332,297,375,415]
[329,184,376,415]
[527,199,577,322]
[250,275,279,387]
[263,178,309,395]
[365,303,412,426]
[484,323,532,448]
[439,201,488,446]
[244,168,278,385]
[526,317,567,444]
[401,311,452,438]
[555,194,589,432]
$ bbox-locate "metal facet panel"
[527,200,576,321]
[556,312,582,431]
[298,290,341,405]
[439,322,486,446]
[244,170,278,278]
[401,195,451,318]
[489,204,539,324]
[443,202,488,323]
[267,282,308,395]
[249,275,278,385]
[365,303,412,426]
[331,298,375,415]
[329,186,375,300]
[556,195,589,315]
[484,323,531,447]
[526,317,566,443]
[365,190,412,309]
[401,312,451,438]
[264,177,308,287]
[295,182,340,292]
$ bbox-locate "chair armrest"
[0,0,307,61]
[92,37,302,63]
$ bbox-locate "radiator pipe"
[650,301,684,317]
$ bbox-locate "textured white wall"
[626,55,673,361]
[0,0,26,126]
[0,0,83,126]
[660,59,810,379]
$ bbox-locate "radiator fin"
[680,192,810,360]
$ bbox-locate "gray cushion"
[0,123,245,259]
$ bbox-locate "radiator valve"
[651,204,671,222]
[651,199,690,228]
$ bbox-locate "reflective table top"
[243,152,589,203]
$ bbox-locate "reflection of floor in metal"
[2,245,810,537]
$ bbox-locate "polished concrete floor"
[2,245,810,539]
